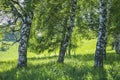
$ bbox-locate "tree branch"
[8,1,23,19]
[10,0,25,13]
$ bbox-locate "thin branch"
[10,0,25,13]
[8,1,23,18]
[11,38,20,46]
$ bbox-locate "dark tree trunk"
[94,0,107,67]
[68,38,71,56]
[57,38,68,62]
[103,43,106,59]
[114,33,120,54]
[57,0,77,63]
[103,0,112,59]
[17,0,33,68]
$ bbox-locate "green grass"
[0,43,18,61]
[0,39,120,80]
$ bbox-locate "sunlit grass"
[0,42,18,61]
[0,39,120,80]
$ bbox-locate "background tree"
[29,0,71,54]
[29,0,99,57]
[110,0,120,54]
[57,0,77,63]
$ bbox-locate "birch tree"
[110,0,120,54]
[17,0,33,67]
[94,0,107,67]
[57,0,77,63]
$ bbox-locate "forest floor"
[0,39,120,80]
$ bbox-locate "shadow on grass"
[28,53,94,62]
[28,55,58,60]
[61,63,108,80]
[0,61,108,80]
[0,48,9,52]
[0,62,55,80]
[0,61,15,64]
[28,52,120,62]
[105,52,120,65]
[0,52,120,80]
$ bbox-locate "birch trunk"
[94,0,107,67]
[17,0,33,67]
[103,0,112,59]
[57,0,77,63]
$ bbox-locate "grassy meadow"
[0,39,120,80]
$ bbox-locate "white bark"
[94,0,107,67]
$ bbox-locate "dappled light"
[0,39,120,80]
[0,52,120,80]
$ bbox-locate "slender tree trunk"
[17,0,33,68]
[114,33,120,54]
[103,0,112,59]
[94,0,107,67]
[57,0,77,63]
[68,38,71,56]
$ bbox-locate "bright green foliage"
[29,0,71,53]
[106,0,120,48]
[76,0,99,31]
[29,0,99,53]
[110,0,120,34]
